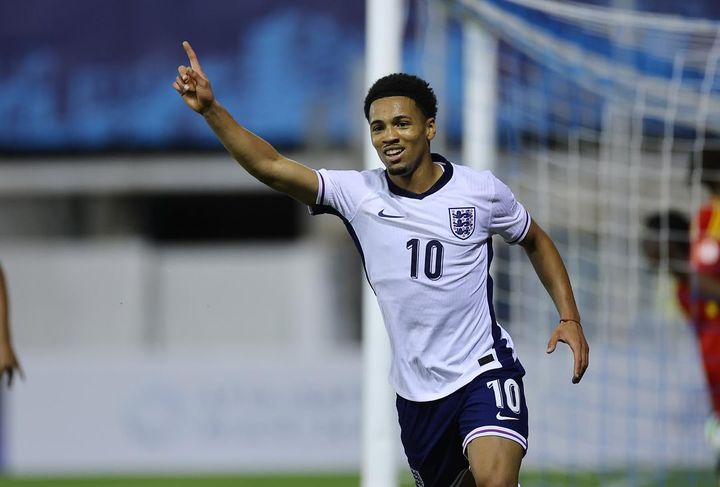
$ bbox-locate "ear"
[425,117,436,142]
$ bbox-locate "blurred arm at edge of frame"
[0,264,23,387]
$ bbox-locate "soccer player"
[0,263,22,387]
[642,207,720,476]
[688,148,720,471]
[173,41,589,487]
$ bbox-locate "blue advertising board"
[2,0,365,152]
[2,0,719,154]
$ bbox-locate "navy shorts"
[396,361,529,487]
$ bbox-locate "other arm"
[0,265,22,387]
[172,41,318,205]
[519,221,589,383]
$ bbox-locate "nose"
[381,126,399,144]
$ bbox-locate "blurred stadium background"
[2,0,720,485]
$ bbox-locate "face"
[641,236,687,275]
[641,237,662,267]
[368,96,436,177]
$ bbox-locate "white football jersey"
[312,153,531,401]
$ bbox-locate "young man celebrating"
[173,41,588,487]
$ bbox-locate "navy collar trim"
[385,153,454,200]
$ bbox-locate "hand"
[0,341,23,388]
[173,41,215,114]
[546,320,589,384]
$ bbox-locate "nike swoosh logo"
[496,412,519,421]
[378,209,404,219]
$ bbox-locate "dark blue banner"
[2,0,720,154]
[1,0,364,152]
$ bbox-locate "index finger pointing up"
[182,41,204,74]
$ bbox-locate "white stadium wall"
[0,236,711,472]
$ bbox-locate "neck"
[388,153,442,194]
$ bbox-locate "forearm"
[200,101,317,204]
[202,101,285,187]
[174,44,317,204]
[522,231,580,322]
[0,268,10,345]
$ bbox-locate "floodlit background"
[2,0,720,485]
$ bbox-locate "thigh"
[467,435,524,486]
[396,392,469,487]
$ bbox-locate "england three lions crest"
[449,207,476,240]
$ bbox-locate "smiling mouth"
[383,147,405,162]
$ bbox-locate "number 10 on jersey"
[406,239,444,280]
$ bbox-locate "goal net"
[425,0,720,480]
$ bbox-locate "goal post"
[362,0,404,486]
[462,17,498,173]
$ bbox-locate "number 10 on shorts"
[487,378,521,414]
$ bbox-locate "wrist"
[200,100,220,117]
[559,318,581,327]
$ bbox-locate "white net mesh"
[438,0,720,480]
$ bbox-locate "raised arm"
[0,265,22,387]
[172,41,318,205]
[519,221,589,384]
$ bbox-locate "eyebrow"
[370,115,412,126]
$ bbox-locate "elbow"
[245,156,284,189]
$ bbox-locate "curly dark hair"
[363,73,438,121]
[642,209,690,279]
[643,210,690,251]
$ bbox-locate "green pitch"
[0,470,714,487]
[0,474,361,487]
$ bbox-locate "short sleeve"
[309,168,369,221]
[489,173,531,244]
